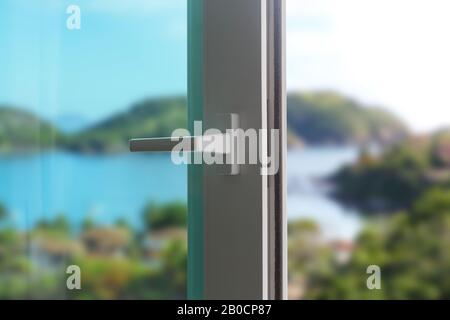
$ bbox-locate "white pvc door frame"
[200,0,287,300]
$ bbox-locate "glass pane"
[287,0,450,299]
[187,0,204,300]
[0,0,188,299]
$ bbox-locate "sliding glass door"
[0,0,286,300]
[133,0,287,300]
[0,0,189,299]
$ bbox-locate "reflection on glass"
[0,0,187,299]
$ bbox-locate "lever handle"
[129,135,230,154]
[129,136,195,153]
[129,114,239,175]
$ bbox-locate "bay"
[0,147,362,239]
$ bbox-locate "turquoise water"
[0,152,187,230]
[0,147,362,239]
[287,147,362,240]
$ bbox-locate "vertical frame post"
[188,0,286,300]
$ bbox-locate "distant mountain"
[288,91,409,145]
[0,91,410,154]
[0,107,64,153]
[64,97,186,153]
[67,91,408,153]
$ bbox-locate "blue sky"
[1,0,450,132]
[0,0,187,125]
[286,0,450,133]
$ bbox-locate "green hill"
[0,92,409,153]
[65,97,187,153]
[0,107,63,153]
[68,91,408,153]
[287,91,409,145]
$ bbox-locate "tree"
[81,216,96,231]
[0,203,7,222]
[306,188,450,299]
[332,141,430,212]
[142,202,187,231]
[35,214,71,234]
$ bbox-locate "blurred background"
[1,0,450,299]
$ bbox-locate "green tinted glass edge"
[187,0,204,300]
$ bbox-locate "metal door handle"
[130,136,196,153]
[129,114,239,175]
